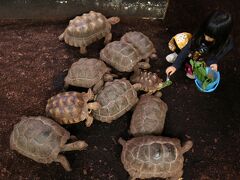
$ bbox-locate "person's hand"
[210,64,218,71]
[166,66,177,76]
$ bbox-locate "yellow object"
[168,32,192,51]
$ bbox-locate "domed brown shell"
[64,58,109,88]
[121,31,156,59]
[130,94,168,136]
[119,136,184,180]
[130,70,163,93]
[93,79,138,123]
[46,91,88,124]
[10,116,69,164]
[100,41,141,72]
[61,11,111,47]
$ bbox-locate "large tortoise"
[100,41,150,72]
[130,64,172,94]
[64,58,115,93]
[93,78,141,123]
[120,31,157,62]
[59,11,120,54]
[119,136,193,180]
[46,89,100,127]
[130,94,168,136]
[10,116,88,171]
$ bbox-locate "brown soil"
[0,0,240,179]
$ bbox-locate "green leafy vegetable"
[190,59,214,90]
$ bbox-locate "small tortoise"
[46,89,100,127]
[59,11,120,54]
[119,136,193,180]
[130,64,172,94]
[130,94,168,136]
[120,31,157,62]
[93,78,141,123]
[100,41,150,72]
[64,58,116,93]
[10,116,88,171]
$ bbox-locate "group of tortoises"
[10,11,193,179]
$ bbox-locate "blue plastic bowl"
[195,67,220,93]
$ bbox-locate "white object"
[166,52,178,63]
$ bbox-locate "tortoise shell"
[119,136,191,179]
[46,91,88,124]
[130,70,163,93]
[121,31,156,59]
[130,94,168,136]
[100,41,141,72]
[64,58,110,88]
[60,11,111,47]
[10,116,69,164]
[93,79,138,123]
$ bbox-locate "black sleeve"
[206,37,234,66]
[172,41,191,70]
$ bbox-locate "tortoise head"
[108,17,120,25]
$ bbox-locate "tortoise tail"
[181,140,193,154]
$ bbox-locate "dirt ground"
[0,0,240,179]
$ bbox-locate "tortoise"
[120,31,157,62]
[10,116,88,171]
[100,41,150,72]
[58,11,120,54]
[118,136,193,180]
[130,64,172,94]
[130,94,168,136]
[93,78,141,123]
[46,89,100,127]
[64,58,116,94]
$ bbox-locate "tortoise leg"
[145,58,150,63]
[64,82,69,90]
[70,135,77,141]
[80,46,87,54]
[85,114,94,127]
[128,177,136,180]
[154,91,163,98]
[104,33,112,44]
[58,33,64,41]
[87,102,101,111]
[55,154,72,171]
[61,140,88,151]
[93,79,104,94]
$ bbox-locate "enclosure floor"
[0,0,240,179]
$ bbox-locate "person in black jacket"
[166,10,233,79]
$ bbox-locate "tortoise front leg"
[55,154,71,171]
[61,140,88,151]
[87,102,101,110]
[85,114,94,127]
[58,32,64,41]
[80,46,87,54]
[104,33,112,44]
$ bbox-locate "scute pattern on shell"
[64,58,109,88]
[130,70,163,92]
[46,92,86,124]
[120,136,184,179]
[93,79,138,123]
[130,94,168,136]
[100,41,141,72]
[10,116,69,164]
[121,31,156,59]
[62,11,110,47]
